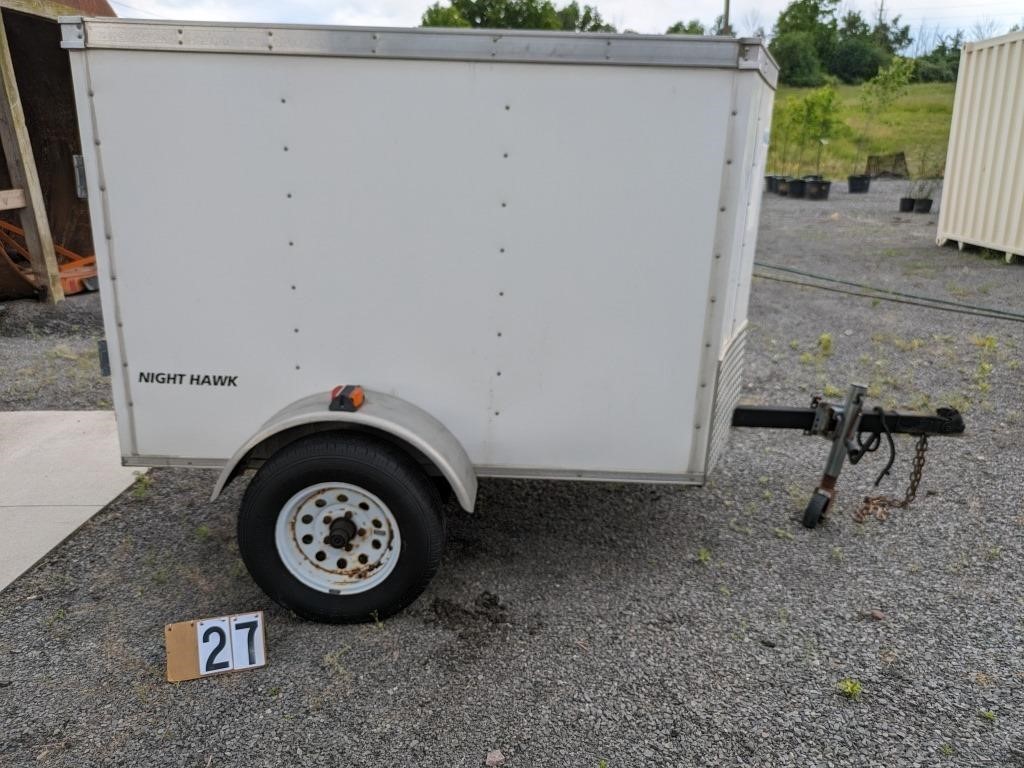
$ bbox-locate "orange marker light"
[329,385,365,412]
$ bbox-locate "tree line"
[419,0,1018,86]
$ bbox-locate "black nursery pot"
[914,198,933,213]
[806,180,831,200]
[847,174,871,193]
[899,197,915,212]
[802,174,824,182]
[765,175,778,193]
[777,177,792,196]
[787,178,807,198]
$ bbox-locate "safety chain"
[854,435,929,522]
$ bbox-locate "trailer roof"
[59,17,778,88]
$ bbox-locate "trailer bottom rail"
[732,384,965,528]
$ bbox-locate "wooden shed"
[0,0,114,303]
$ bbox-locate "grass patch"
[131,471,153,500]
[836,678,863,700]
[772,82,955,179]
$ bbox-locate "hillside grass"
[769,82,956,180]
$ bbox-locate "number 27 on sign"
[165,611,267,682]
[197,614,265,674]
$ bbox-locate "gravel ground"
[1,180,1023,766]
[0,292,108,410]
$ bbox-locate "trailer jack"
[732,384,965,528]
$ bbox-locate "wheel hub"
[327,517,357,548]
[274,482,401,595]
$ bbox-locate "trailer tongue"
[733,385,965,528]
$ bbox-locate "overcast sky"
[107,0,1024,45]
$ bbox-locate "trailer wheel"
[802,491,830,529]
[238,433,444,623]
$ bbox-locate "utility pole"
[723,0,730,35]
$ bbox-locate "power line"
[752,271,1024,324]
[755,262,1024,320]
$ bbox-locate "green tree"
[798,85,840,175]
[710,14,735,36]
[913,31,963,82]
[830,36,888,82]
[421,3,470,26]
[666,19,705,35]
[771,31,825,86]
[871,13,911,55]
[838,10,869,39]
[558,2,615,32]
[854,57,915,170]
[421,0,615,31]
[772,0,840,64]
[769,97,804,174]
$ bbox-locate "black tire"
[802,491,830,529]
[238,432,444,623]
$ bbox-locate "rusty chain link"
[854,435,929,522]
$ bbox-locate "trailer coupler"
[732,384,965,528]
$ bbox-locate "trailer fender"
[210,390,477,512]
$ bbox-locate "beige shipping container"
[937,30,1024,263]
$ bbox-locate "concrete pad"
[0,505,103,587]
[0,411,140,590]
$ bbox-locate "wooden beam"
[0,186,24,210]
[0,1,83,22]
[0,9,63,302]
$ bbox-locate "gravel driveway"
[1,180,1022,767]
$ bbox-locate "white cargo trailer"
[61,17,782,621]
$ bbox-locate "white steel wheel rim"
[275,482,401,595]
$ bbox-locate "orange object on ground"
[0,220,98,297]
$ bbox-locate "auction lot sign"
[165,612,267,682]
